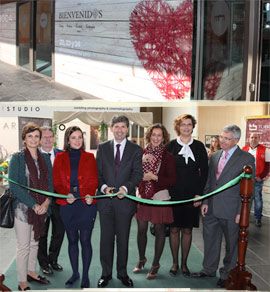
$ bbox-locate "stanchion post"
[0,274,11,292]
[225,165,257,290]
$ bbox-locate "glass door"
[17,0,53,77]
[201,0,246,100]
[35,0,52,76]
[18,1,31,69]
[259,1,270,101]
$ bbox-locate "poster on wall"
[245,116,270,148]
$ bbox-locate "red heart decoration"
[130,0,193,100]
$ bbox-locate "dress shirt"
[40,148,55,165]
[222,144,238,167]
[101,139,128,194]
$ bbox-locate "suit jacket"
[96,139,143,214]
[203,146,255,220]
[53,150,98,206]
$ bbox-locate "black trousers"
[99,206,133,278]
[38,199,65,267]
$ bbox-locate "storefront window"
[18,2,30,68]
[260,1,270,101]
[201,0,245,100]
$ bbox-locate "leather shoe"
[41,265,53,275]
[191,271,213,278]
[117,275,134,287]
[50,262,63,271]
[27,274,50,284]
[217,278,226,288]
[255,220,262,227]
[97,275,112,288]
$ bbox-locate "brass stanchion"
[225,165,257,290]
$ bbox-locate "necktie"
[47,153,52,165]
[115,144,121,173]
[216,151,228,180]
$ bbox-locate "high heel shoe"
[65,273,80,288]
[146,264,160,280]
[181,265,190,277]
[133,258,147,273]
[169,264,179,276]
[18,286,30,291]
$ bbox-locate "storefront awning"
[53,111,153,128]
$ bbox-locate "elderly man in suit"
[192,125,255,288]
[38,126,65,275]
[96,115,143,288]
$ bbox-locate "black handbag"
[0,188,14,228]
[150,223,170,237]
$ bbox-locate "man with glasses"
[38,126,65,275]
[192,125,254,288]
[242,133,270,227]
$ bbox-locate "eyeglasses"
[180,123,193,127]
[219,135,233,141]
[42,136,54,139]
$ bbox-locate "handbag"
[0,189,15,228]
[150,223,170,237]
[152,189,171,201]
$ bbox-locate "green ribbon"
[0,167,251,205]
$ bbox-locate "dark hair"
[174,114,197,136]
[22,123,42,140]
[63,126,85,151]
[41,126,54,136]
[145,123,170,146]
[110,115,129,128]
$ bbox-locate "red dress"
[136,149,177,224]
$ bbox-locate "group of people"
[8,113,264,290]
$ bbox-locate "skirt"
[135,202,173,224]
[60,191,97,230]
[171,202,200,228]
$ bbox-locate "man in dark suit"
[96,115,143,288]
[192,125,255,288]
[38,126,65,275]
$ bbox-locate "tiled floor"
[193,216,270,291]
[0,212,269,291]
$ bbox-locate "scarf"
[177,137,195,164]
[24,147,49,241]
[142,143,164,199]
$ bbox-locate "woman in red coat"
[133,124,177,279]
[53,126,98,289]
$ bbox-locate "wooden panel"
[54,0,193,101]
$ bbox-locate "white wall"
[162,105,198,140]
[0,117,19,157]
[0,3,17,65]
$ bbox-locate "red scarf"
[142,143,164,198]
[24,147,49,241]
